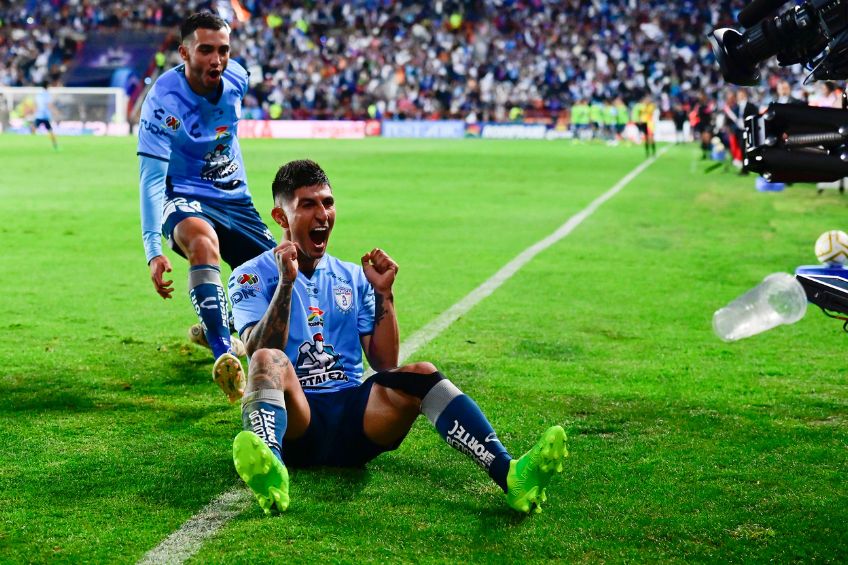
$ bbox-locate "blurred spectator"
[0,0,818,122]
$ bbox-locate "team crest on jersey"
[164,115,181,131]
[237,273,260,290]
[334,285,353,312]
[307,306,324,327]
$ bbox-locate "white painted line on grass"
[137,488,253,565]
[137,148,666,564]
[398,146,669,364]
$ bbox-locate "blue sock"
[241,390,287,463]
[188,264,231,359]
[422,380,512,492]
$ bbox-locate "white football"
[815,230,848,264]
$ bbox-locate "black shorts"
[161,194,276,269]
[282,378,403,468]
[33,118,52,131]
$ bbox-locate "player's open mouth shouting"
[309,225,330,253]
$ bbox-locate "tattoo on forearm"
[248,284,293,352]
[375,293,393,325]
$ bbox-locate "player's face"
[179,27,230,95]
[277,183,336,264]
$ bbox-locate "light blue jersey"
[137,60,251,201]
[34,90,51,120]
[229,252,376,394]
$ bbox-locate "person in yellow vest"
[639,95,657,157]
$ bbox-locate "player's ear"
[271,206,289,230]
[178,43,189,63]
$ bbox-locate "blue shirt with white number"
[229,252,376,394]
[137,60,251,201]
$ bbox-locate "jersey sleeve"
[357,269,376,336]
[136,90,177,161]
[138,155,168,262]
[229,266,271,337]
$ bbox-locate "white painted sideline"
[137,148,667,564]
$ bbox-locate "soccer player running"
[137,12,276,402]
[30,81,59,151]
[228,159,568,514]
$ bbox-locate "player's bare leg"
[366,362,568,513]
[233,348,311,513]
[174,217,245,400]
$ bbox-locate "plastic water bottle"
[713,273,808,342]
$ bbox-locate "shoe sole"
[213,354,245,403]
[189,324,246,357]
[233,431,289,514]
[507,425,568,514]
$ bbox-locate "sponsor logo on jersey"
[237,273,260,290]
[215,125,230,140]
[446,420,496,469]
[334,285,353,312]
[139,118,170,138]
[201,143,240,181]
[294,333,346,387]
[164,115,181,131]
[307,306,324,327]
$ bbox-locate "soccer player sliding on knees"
[228,159,568,514]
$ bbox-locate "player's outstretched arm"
[149,255,174,299]
[242,242,298,356]
[361,248,399,371]
[139,155,172,298]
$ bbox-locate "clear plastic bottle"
[713,273,808,342]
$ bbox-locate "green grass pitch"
[0,135,846,562]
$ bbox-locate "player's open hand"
[361,248,398,295]
[149,255,174,299]
[274,241,299,284]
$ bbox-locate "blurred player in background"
[30,81,59,150]
[137,12,276,402]
[229,159,568,515]
[638,95,657,157]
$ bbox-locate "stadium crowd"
[0,0,820,123]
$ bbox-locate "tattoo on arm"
[246,283,293,354]
[375,293,385,325]
[374,292,393,325]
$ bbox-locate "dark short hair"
[180,12,228,43]
[272,160,331,203]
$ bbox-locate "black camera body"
[711,0,848,182]
[744,102,848,182]
[710,0,848,85]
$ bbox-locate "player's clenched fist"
[361,248,398,295]
[274,241,299,284]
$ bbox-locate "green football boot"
[505,425,568,514]
[233,431,290,514]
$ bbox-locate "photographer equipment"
[743,102,848,182]
[795,265,848,330]
[710,0,848,86]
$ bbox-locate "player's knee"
[185,235,220,264]
[400,361,438,375]
[247,348,291,391]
